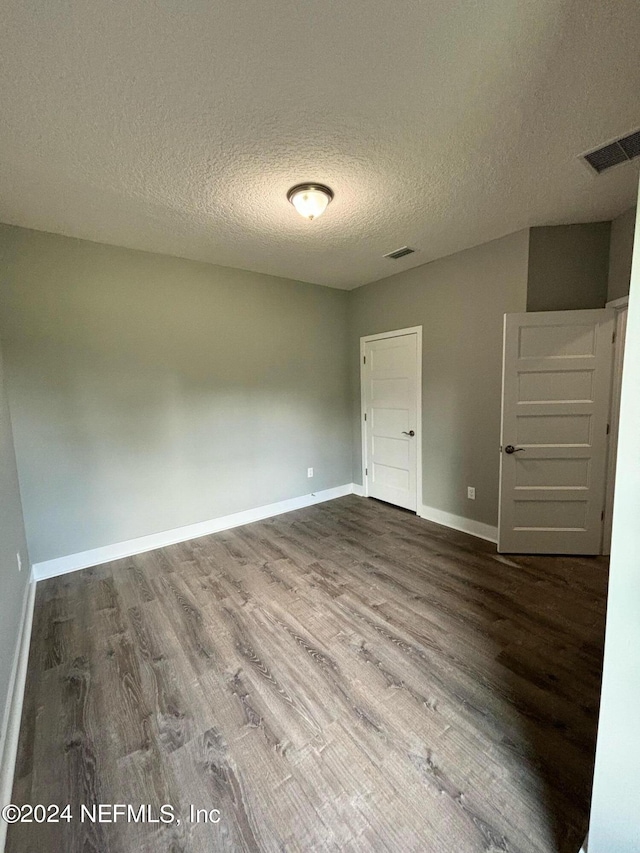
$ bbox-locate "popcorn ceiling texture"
[1,0,639,289]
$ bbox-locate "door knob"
[402,430,415,437]
[504,444,525,454]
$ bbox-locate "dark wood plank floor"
[6,496,608,852]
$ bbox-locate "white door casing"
[498,309,615,554]
[603,301,628,555]
[361,328,422,512]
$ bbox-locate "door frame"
[603,295,629,554]
[360,326,423,508]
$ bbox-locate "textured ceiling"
[1,0,640,289]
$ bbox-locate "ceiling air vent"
[582,129,640,174]
[384,246,415,260]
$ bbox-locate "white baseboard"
[419,503,498,544]
[0,579,36,852]
[31,486,498,583]
[32,484,357,582]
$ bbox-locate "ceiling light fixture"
[287,183,334,221]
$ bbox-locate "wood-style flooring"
[6,496,608,852]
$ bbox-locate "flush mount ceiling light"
[287,183,334,221]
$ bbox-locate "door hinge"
[363,355,366,364]
[365,467,368,476]
[613,331,616,344]
[364,413,367,421]
[601,509,605,521]
[606,423,610,435]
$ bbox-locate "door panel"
[372,435,410,469]
[514,456,590,488]
[518,323,597,357]
[498,309,614,554]
[371,408,410,435]
[363,333,418,511]
[518,369,594,401]
[516,413,592,445]
[371,377,411,406]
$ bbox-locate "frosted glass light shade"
[287,184,334,220]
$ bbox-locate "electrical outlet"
[307,467,314,478]
[467,486,476,500]
[16,552,22,572]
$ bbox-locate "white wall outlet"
[467,486,476,500]
[16,551,22,572]
[307,467,314,478]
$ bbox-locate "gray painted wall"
[0,225,352,564]
[348,229,529,528]
[588,203,639,852]
[0,334,29,742]
[607,206,636,302]
[526,223,610,312]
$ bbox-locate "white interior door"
[362,329,420,512]
[498,309,614,554]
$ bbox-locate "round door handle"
[504,444,525,454]
[402,430,415,437]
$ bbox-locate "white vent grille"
[582,129,640,174]
[383,246,415,260]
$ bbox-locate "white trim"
[360,338,368,496]
[0,580,36,853]
[606,295,629,309]
[31,484,356,581]
[497,313,509,549]
[360,326,423,510]
[352,483,365,497]
[603,304,628,554]
[359,325,423,344]
[419,503,498,544]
